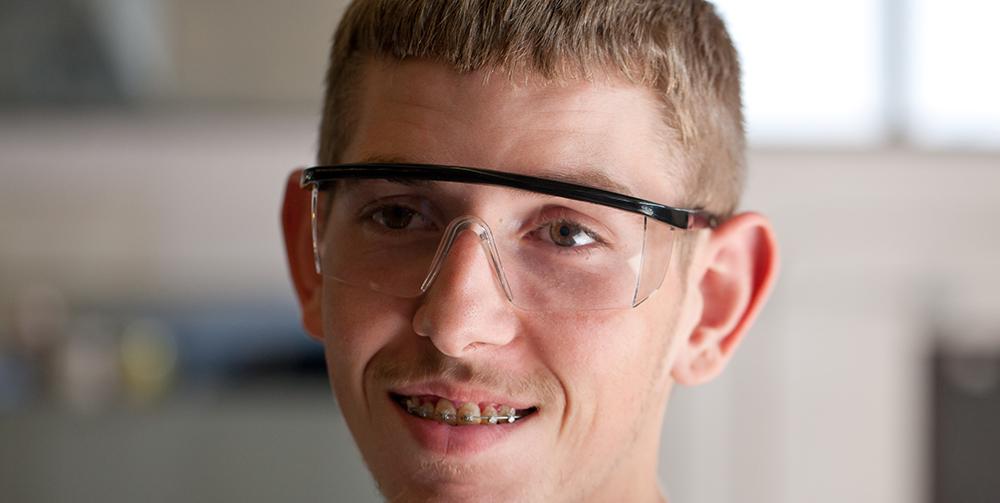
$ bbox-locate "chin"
[366,453,544,503]
[351,414,551,503]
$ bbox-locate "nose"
[411,218,518,357]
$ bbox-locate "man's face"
[321,60,700,502]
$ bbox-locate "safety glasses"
[301,163,717,311]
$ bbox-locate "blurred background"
[0,0,997,502]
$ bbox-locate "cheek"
[321,281,414,392]
[536,308,671,384]
[526,310,668,424]
[519,308,673,490]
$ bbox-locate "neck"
[587,405,668,502]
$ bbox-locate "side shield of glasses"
[303,163,716,312]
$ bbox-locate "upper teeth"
[401,396,524,425]
[482,405,499,424]
[457,402,480,425]
[435,399,457,425]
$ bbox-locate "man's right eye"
[369,205,433,231]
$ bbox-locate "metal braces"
[407,403,521,424]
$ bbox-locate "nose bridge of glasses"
[419,215,514,302]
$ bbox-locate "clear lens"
[312,179,676,310]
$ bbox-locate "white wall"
[0,110,317,306]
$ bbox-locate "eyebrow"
[355,154,636,196]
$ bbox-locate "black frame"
[301,163,718,230]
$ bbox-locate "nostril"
[410,231,519,351]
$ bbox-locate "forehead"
[340,59,685,203]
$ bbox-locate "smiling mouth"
[390,393,539,425]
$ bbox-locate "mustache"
[368,349,559,403]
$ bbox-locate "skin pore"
[282,58,779,502]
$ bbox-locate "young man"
[281,1,778,501]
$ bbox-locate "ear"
[281,169,323,340]
[671,212,779,386]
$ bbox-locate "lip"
[388,393,537,456]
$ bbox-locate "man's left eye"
[546,221,597,247]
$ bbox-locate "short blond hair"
[318,0,744,217]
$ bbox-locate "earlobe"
[672,212,779,386]
[281,169,324,340]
